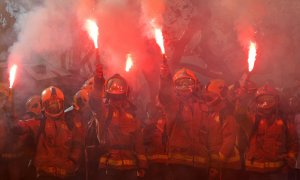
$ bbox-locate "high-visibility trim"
[37,167,67,177]
[1,152,24,159]
[211,149,240,163]
[169,153,207,164]
[288,152,296,158]
[137,154,147,161]
[147,154,168,161]
[245,160,284,169]
[99,157,136,167]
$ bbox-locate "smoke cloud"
[4,0,300,109]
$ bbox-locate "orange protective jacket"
[143,116,168,164]
[158,76,210,168]
[245,117,298,173]
[15,112,84,178]
[0,109,29,160]
[97,104,148,170]
[208,111,241,170]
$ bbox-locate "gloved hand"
[137,169,146,177]
[286,157,296,168]
[209,168,219,180]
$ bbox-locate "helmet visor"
[44,99,64,115]
[256,95,277,109]
[175,78,195,93]
[106,78,127,95]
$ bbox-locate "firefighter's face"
[256,95,277,115]
[44,98,64,117]
[30,102,42,116]
[175,78,195,97]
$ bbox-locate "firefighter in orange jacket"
[96,74,147,180]
[0,83,26,180]
[143,102,169,180]
[205,79,241,180]
[245,85,298,180]
[12,86,84,180]
[21,95,43,180]
[81,63,105,115]
[158,64,210,180]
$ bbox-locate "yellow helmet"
[25,95,42,116]
[73,89,89,110]
[41,86,64,118]
[173,68,198,97]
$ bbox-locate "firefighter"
[23,95,42,119]
[64,89,92,180]
[245,85,298,180]
[21,95,43,180]
[81,65,107,180]
[81,63,105,115]
[0,83,30,180]
[143,102,169,180]
[0,83,21,180]
[96,74,147,180]
[288,94,300,179]
[230,77,257,180]
[158,63,210,180]
[12,86,84,180]
[204,79,241,180]
[66,89,91,131]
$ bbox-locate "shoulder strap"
[35,112,46,145]
[64,110,75,130]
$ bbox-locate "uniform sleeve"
[81,77,94,94]
[219,115,238,160]
[134,121,148,169]
[286,118,298,166]
[158,75,175,106]
[69,121,84,169]
[12,119,40,136]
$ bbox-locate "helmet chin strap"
[45,110,64,120]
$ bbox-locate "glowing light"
[84,19,99,48]
[9,64,18,88]
[248,41,257,72]
[154,28,165,54]
[125,54,133,72]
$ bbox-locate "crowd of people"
[0,61,299,180]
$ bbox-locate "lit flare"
[248,41,257,72]
[125,54,133,72]
[84,19,99,49]
[154,28,165,54]
[9,64,18,88]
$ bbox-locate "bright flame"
[248,41,257,72]
[9,64,18,88]
[84,19,99,49]
[154,28,165,54]
[125,54,133,72]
